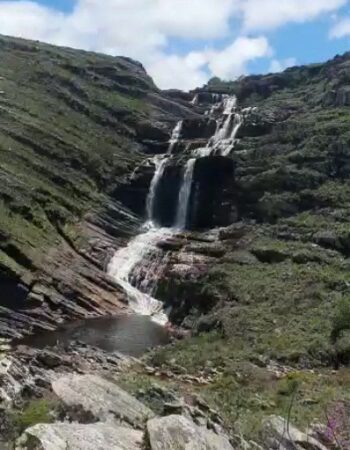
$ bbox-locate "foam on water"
[107,226,173,325]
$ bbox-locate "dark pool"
[14,314,170,357]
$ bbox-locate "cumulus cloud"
[0,0,347,89]
[329,17,350,38]
[147,51,210,91]
[147,36,271,89]
[0,1,65,40]
[269,57,297,73]
[208,36,271,80]
[240,0,347,31]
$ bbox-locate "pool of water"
[14,314,170,357]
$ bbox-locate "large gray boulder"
[147,414,234,450]
[262,415,328,450]
[52,374,154,426]
[16,423,143,450]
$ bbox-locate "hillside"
[1,35,350,447]
[0,34,194,335]
[133,54,350,441]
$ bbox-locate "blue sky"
[1,0,350,89]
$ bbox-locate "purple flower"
[322,402,350,449]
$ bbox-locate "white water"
[146,156,168,224]
[168,120,183,154]
[107,226,172,325]
[108,97,246,324]
[197,94,244,157]
[175,158,196,230]
[191,94,199,105]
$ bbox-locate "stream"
[14,94,243,358]
[14,314,169,357]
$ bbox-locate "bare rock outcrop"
[16,423,143,450]
[52,374,155,427]
[147,414,234,450]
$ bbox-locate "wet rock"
[16,422,143,450]
[147,414,234,450]
[262,415,328,450]
[52,374,154,426]
[156,238,185,251]
[181,118,217,140]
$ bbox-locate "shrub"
[331,297,350,344]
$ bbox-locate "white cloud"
[208,36,271,80]
[241,0,347,31]
[148,36,271,89]
[147,51,210,91]
[329,17,350,38]
[154,0,239,40]
[0,1,65,40]
[269,57,297,73]
[0,0,347,90]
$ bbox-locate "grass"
[0,34,156,278]
[137,226,350,444]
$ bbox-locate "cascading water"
[107,227,172,325]
[190,94,199,105]
[146,156,168,225]
[205,95,243,156]
[168,120,183,154]
[175,158,196,230]
[108,96,246,325]
[108,120,185,324]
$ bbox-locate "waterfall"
[191,94,199,105]
[175,158,196,230]
[107,227,172,325]
[168,120,183,154]
[146,156,168,224]
[108,94,246,325]
[198,94,244,157]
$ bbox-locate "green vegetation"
[11,399,56,432]
[140,54,350,443]
[0,34,157,278]
[2,398,59,442]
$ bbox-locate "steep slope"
[2,34,350,446]
[0,34,195,335]
[128,54,350,442]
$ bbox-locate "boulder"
[16,423,143,450]
[147,414,234,450]
[52,374,154,426]
[262,415,328,450]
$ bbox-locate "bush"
[331,296,350,344]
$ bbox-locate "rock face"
[52,374,154,426]
[147,414,234,450]
[15,375,233,450]
[262,415,328,450]
[0,343,131,406]
[16,423,143,450]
